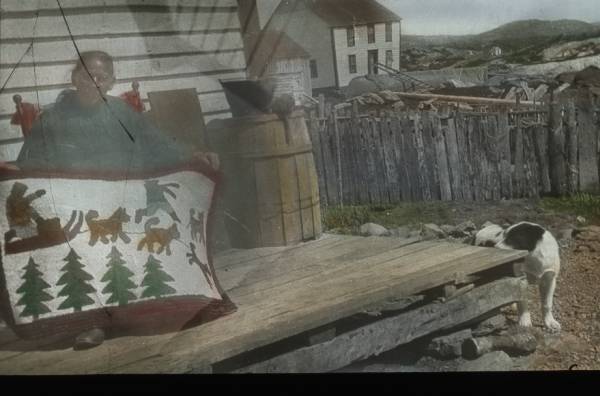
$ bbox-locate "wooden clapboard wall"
[0,0,248,161]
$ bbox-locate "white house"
[265,0,402,91]
[489,46,503,57]
[0,0,248,162]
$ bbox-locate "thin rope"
[0,42,33,95]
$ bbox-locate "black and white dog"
[474,222,561,332]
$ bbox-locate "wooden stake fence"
[307,96,599,207]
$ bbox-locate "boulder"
[422,223,446,240]
[360,223,390,237]
[440,225,456,235]
[458,351,513,372]
[456,221,477,234]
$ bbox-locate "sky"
[377,0,600,35]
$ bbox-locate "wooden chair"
[144,87,208,153]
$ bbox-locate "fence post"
[548,94,567,196]
[333,105,343,207]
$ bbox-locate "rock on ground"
[422,223,446,240]
[360,223,389,237]
[458,351,513,371]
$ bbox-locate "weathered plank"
[513,114,525,197]
[308,114,328,208]
[444,118,464,200]
[391,116,410,201]
[363,118,380,204]
[548,101,567,195]
[421,112,441,200]
[468,116,485,201]
[433,117,452,201]
[0,51,246,93]
[413,112,432,200]
[565,100,579,194]
[576,94,600,192]
[523,129,541,198]
[233,277,527,373]
[497,112,513,199]
[1,10,241,40]
[532,124,552,194]
[321,112,339,205]
[401,115,421,201]
[0,0,238,13]
[455,114,474,200]
[380,115,400,202]
[354,113,370,204]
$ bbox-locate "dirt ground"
[438,199,600,370]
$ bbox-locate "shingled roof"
[278,0,401,27]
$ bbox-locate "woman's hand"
[192,152,220,171]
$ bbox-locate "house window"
[348,54,357,74]
[367,24,375,43]
[347,27,355,47]
[385,22,393,42]
[386,50,393,68]
[310,59,318,78]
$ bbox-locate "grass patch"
[541,193,600,224]
[323,202,452,234]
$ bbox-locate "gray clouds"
[377,0,600,35]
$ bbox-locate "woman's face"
[72,57,115,107]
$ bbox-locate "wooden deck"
[0,234,527,374]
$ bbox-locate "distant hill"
[404,19,600,50]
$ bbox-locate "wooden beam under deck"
[0,234,527,374]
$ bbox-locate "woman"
[5,50,218,172]
[1,51,219,349]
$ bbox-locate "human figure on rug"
[4,182,46,241]
[0,50,220,350]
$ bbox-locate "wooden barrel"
[208,111,322,248]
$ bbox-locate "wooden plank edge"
[230,277,527,373]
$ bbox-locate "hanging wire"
[0,43,34,95]
[30,7,76,255]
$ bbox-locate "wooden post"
[333,107,343,206]
[565,99,579,194]
[548,96,567,196]
[575,91,599,192]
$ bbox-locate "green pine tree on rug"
[56,248,97,312]
[100,246,137,306]
[16,257,53,320]
[140,255,176,299]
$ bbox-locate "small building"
[246,30,312,106]
[489,46,503,57]
[266,0,402,91]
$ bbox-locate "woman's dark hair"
[72,51,114,76]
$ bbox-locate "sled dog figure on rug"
[474,221,561,332]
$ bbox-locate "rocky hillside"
[401,19,600,71]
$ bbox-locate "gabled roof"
[247,30,310,77]
[277,0,401,28]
